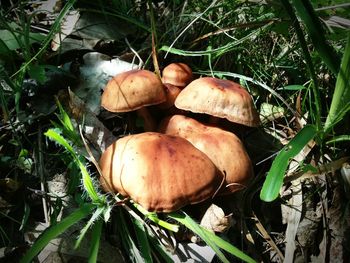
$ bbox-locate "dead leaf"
[200,204,232,233]
[259,102,285,124]
[51,10,80,51]
[69,52,138,114]
[57,88,116,158]
[282,136,315,262]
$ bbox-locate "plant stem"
[281,0,322,130]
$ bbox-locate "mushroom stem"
[137,107,156,131]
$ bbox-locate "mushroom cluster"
[99,63,260,213]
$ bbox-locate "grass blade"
[75,207,104,249]
[324,32,350,132]
[168,212,256,263]
[168,212,228,263]
[160,22,272,58]
[132,217,153,263]
[88,218,103,263]
[78,8,151,32]
[11,0,77,78]
[200,227,256,263]
[281,0,322,129]
[133,202,179,232]
[291,0,340,74]
[326,135,350,144]
[19,202,30,231]
[260,125,318,202]
[20,203,94,263]
[116,210,145,263]
[148,235,174,263]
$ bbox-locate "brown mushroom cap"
[101,69,166,112]
[158,115,254,194]
[99,132,221,212]
[174,77,260,127]
[162,63,193,88]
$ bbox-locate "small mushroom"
[161,63,193,88]
[158,63,193,111]
[99,132,222,212]
[158,83,182,110]
[101,69,166,131]
[174,77,260,127]
[159,115,254,194]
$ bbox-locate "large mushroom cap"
[162,63,193,88]
[174,77,260,127]
[101,69,166,112]
[99,132,221,212]
[159,115,254,194]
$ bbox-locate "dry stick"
[78,126,105,187]
[148,0,160,78]
[152,31,161,79]
[37,125,50,224]
[315,3,350,11]
[283,138,315,263]
[284,156,350,183]
[252,212,284,261]
[124,37,144,69]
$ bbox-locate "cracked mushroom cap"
[162,63,193,88]
[101,69,166,112]
[159,115,254,194]
[174,77,260,127]
[99,132,221,212]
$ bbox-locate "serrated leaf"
[44,128,100,202]
[75,207,104,249]
[44,128,74,154]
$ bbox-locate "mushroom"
[101,69,166,131]
[99,132,222,212]
[174,77,260,127]
[158,115,254,194]
[158,63,193,111]
[161,63,193,88]
[158,83,182,110]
